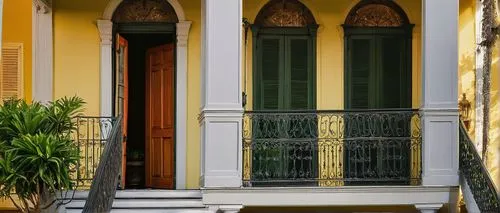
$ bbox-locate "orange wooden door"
[115,34,129,189]
[145,44,175,189]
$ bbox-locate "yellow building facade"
[0,0,499,211]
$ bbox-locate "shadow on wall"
[487,47,500,191]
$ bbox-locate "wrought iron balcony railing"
[459,121,500,212]
[70,116,116,188]
[243,109,422,187]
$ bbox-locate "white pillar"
[175,20,191,189]
[415,204,443,213]
[200,0,243,188]
[97,20,113,117]
[421,0,459,186]
[32,0,53,103]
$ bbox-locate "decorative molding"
[33,0,51,14]
[97,20,113,45]
[344,0,410,27]
[103,0,186,21]
[112,0,178,23]
[254,0,316,27]
[176,21,191,47]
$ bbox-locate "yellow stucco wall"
[243,0,422,110]
[51,0,423,189]
[49,0,498,192]
[2,0,32,101]
[52,0,203,188]
[458,0,500,190]
[53,0,107,115]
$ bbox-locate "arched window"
[343,0,414,185]
[249,0,318,186]
[112,0,178,23]
[343,0,413,109]
[252,0,318,111]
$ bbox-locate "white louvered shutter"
[0,43,23,100]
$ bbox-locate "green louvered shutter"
[287,36,313,110]
[258,36,284,110]
[347,37,374,109]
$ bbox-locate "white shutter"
[0,43,23,100]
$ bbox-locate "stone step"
[65,199,206,209]
[69,190,202,200]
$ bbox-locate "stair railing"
[459,121,500,212]
[82,116,123,213]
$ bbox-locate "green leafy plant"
[0,96,85,213]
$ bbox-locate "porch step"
[61,190,208,213]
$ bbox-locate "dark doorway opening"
[121,33,175,189]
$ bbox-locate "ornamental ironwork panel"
[345,0,409,27]
[70,116,115,189]
[242,109,422,187]
[459,122,500,212]
[112,0,178,23]
[254,0,316,27]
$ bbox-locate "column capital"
[414,204,443,213]
[176,21,192,47]
[33,0,51,14]
[97,20,113,45]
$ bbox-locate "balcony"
[242,109,422,187]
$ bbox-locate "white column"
[421,0,459,186]
[97,20,113,117]
[415,204,443,213]
[200,0,243,188]
[175,20,191,189]
[32,0,53,103]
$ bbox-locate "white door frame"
[98,0,191,189]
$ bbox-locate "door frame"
[112,22,178,189]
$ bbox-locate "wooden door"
[145,44,175,189]
[115,34,129,189]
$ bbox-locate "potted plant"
[126,148,145,187]
[0,97,84,213]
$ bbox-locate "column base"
[209,205,243,213]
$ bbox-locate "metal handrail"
[82,116,123,213]
[459,121,500,212]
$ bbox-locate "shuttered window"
[345,33,410,109]
[0,43,23,100]
[255,34,315,110]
